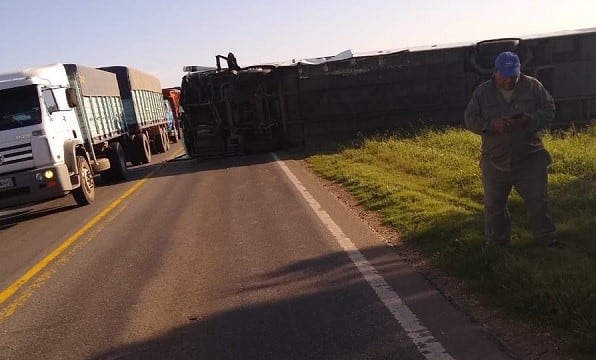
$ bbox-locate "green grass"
[306,124,596,354]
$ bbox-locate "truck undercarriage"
[180,53,283,159]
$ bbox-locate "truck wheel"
[162,128,170,151]
[109,142,128,180]
[138,133,152,164]
[72,156,95,206]
[130,135,143,166]
[101,142,128,183]
[170,129,179,143]
[154,129,166,154]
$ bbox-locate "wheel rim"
[81,163,94,193]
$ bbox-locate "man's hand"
[493,118,512,133]
[492,114,531,134]
[507,114,531,130]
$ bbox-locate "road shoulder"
[285,154,569,360]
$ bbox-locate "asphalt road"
[0,143,513,359]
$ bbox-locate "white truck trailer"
[0,64,129,209]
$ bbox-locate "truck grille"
[0,143,33,168]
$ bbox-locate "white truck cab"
[0,64,127,209]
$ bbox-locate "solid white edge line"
[272,152,454,360]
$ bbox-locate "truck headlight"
[44,170,54,179]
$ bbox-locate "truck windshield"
[0,85,42,131]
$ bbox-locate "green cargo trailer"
[63,64,129,184]
[65,64,127,145]
[100,66,170,165]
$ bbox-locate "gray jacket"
[464,74,555,170]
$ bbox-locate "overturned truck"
[180,54,283,158]
[180,28,596,157]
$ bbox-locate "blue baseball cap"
[495,51,521,77]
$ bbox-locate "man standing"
[464,51,559,248]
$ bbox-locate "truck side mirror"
[66,88,78,108]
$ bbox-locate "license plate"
[0,177,14,189]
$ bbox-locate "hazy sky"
[1,0,594,87]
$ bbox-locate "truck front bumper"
[0,164,73,209]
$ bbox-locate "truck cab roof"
[0,64,69,90]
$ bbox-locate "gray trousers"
[480,150,556,245]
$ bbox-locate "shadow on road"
[0,205,79,230]
[0,150,303,229]
[95,149,304,185]
[89,245,427,360]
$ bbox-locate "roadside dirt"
[302,161,573,360]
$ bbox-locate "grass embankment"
[306,125,596,354]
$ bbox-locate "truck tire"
[126,135,141,166]
[138,133,152,164]
[154,128,167,154]
[170,129,179,143]
[162,128,170,151]
[72,156,95,206]
[101,142,128,183]
[130,135,142,166]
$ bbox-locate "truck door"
[41,87,76,161]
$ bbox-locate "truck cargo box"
[100,66,166,133]
[64,64,127,144]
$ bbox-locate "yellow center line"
[0,147,185,309]
[0,178,146,306]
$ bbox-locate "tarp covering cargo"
[64,64,120,97]
[99,66,162,98]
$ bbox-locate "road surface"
[0,143,512,359]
